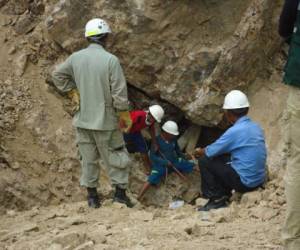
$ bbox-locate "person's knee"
[148,168,165,185]
[179,161,194,173]
[147,175,160,185]
[82,157,99,167]
[198,156,210,170]
[79,146,99,163]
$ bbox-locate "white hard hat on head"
[223,90,250,110]
[85,18,111,38]
[162,121,179,136]
[149,105,164,123]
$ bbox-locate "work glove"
[67,89,80,114]
[118,111,133,133]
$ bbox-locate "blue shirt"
[205,116,267,187]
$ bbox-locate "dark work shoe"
[87,187,100,208]
[88,195,100,208]
[113,186,134,208]
[198,196,228,211]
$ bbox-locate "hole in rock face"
[177,119,229,153]
[196,126,227,148]
[128,86,229,152]
[128,85,184,123]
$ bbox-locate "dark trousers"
[198,155,258,200]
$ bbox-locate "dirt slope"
[0,176,285,249]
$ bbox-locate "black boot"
[113,186,134,208]
[87,187,100,208]
[198,196,229,211]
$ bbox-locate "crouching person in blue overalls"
[137,121,194,200]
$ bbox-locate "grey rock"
[15,53,28,76]
[74,241,94,250]
[2,0,31,15]
[45,0,279,127]
[240,191,262,208]
[52,232,87,249]
[14,15,37,34]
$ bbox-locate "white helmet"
[149,105,164,123]
[223,90,250,110]
[162,121,179,136]
[85,18,111,38]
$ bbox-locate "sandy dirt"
[0,181,285,250]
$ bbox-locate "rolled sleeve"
[109,56,129,111]
[205,130,234,158]
[52,56,76,93]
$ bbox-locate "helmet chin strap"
[145,112,152,126]
[88,34,107,46]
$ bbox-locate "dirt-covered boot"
[87,187,100,208]
[113,186,134,208]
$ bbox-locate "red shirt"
[129,110,152,133]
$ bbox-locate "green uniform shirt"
[52,43,129,130]
[284,2,300,87]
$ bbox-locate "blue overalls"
[148,135,194,185]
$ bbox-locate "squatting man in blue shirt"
[194,90,267,211]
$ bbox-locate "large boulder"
[45,0,282,126]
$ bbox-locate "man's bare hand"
[152,142,159,152]
[194,147,205,158]
[145,168,151,176]
[167,161,173,167]
[184,152,193,160]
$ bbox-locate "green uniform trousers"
[282,86,300,250]
[76,128,130,189]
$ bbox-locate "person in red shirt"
[121,105,164,174]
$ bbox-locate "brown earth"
[0,177,285,250]
[0,0,290,249]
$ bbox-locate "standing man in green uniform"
[279,1,300,248]
[52,18,133,208]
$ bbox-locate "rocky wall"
[45,0,282,126]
